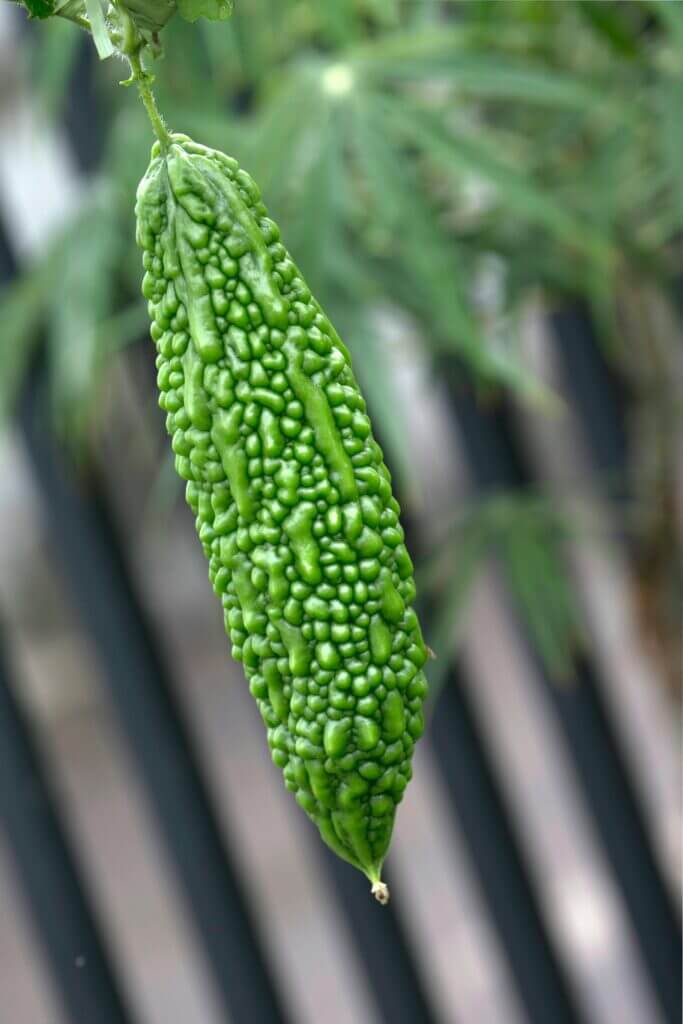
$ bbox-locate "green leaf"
[30,18,82,118]
[349,25,468,65]
[97,303,149,354]
[270,87,341,289]
[198,15,244,90]
[422,522,488,711]
[244,64,326,197]
[420,493,584,688]
[45,183,123,442]
[362,0,400,28]
[348,94,482,358]
[432,58,608,109]
[84,0,114,58]
[348,94,561,404]
[383,95,611,262]
[54,0,86,14]
[177,0,232,23]
[655,77,683,230]
[355,41,610,112]
[654,0,683,49]
[493,495,583,680]
[316,0,361,46]
[0,259,55,423]
[577,0,641,58]
[334,304,420,504]
[22,0,57,20]
[118,0,176,33]
[143,447,184,523]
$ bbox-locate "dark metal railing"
[0,24,680,1023]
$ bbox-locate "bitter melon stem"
[117,4,171,152]
[130,52,171,152]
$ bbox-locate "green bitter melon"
[136,134,428,902]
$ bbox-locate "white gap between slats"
[376,308,530,1024]
[516,303,682,907]
[390,748,528,1024]
[0,434,226,1024]
[99,317,530,1024]
[0,15,525,1024]
[0,835,68,1024]
[93,353,383,1024]
[0,10,79,261]
[1,7,676,1024]
[0,13,225,1023]
[379,311,665,1024]
[88,146,529,1024]
[461,567,664,1024]
[0,13,383,1020]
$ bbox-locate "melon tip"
[371,880,390,906]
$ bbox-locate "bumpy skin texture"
[136,134,428,889]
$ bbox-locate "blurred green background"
[0,3,681,1023]
[5,0,683,696]
[4,0,681,694]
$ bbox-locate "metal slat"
[550,308,629,497]
[0,837,69,1024]
[544,654,682,1023]
[0,26,456,1022]
[319,849,441,1024]
[457,567,664,1024]
[13,358,288,1024]
[369,316,548,1024]
[111,312,520,1024]
[93,346,435,1024]
[93,382,449,1024]
[0,35,288,1003]
[389,746,529,1024]
[377,326,582,1024]
[442,360,679,1024]
[516,307,683,892]
[430,664,581,1024]
[369,318,582,1024]
[3,9,679,1023]
[539,304,682,896]
[0,430,230,1024]
[0,633,134,1024]
[512,308,682,1021]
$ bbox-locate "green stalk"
[117,3,171,151]
[128,48,171,151]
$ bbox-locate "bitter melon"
[136,134,428,901]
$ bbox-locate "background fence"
[0,3,681,1023]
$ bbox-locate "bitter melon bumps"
[136,134,428,901]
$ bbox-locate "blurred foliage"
[1,0,681,683]
[420,492,589,704]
